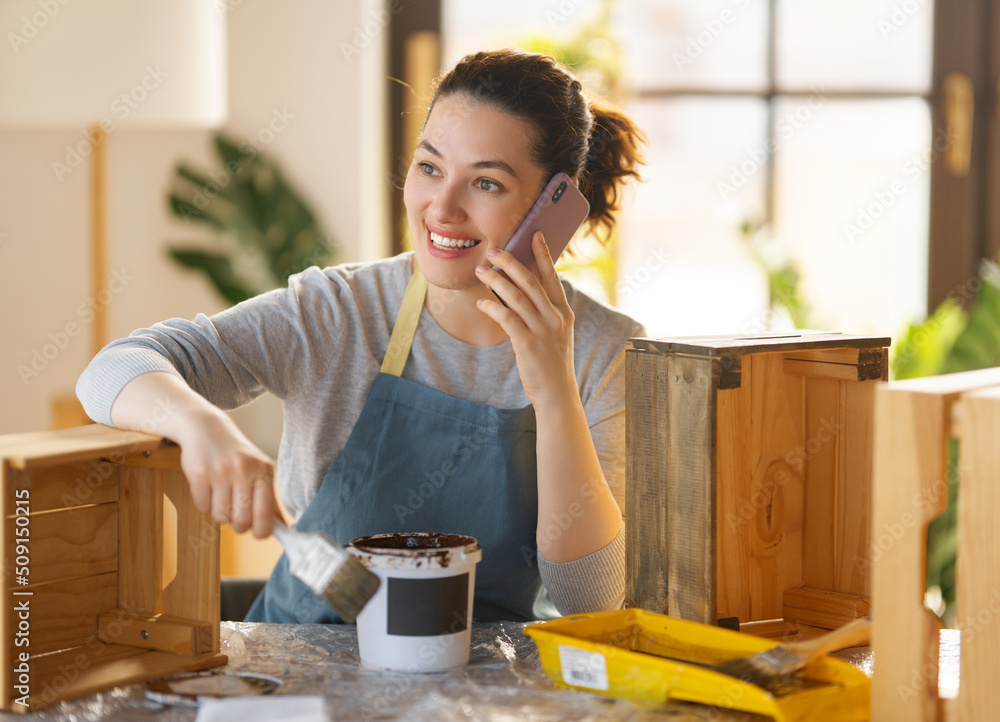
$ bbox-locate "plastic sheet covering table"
[9,622,877,721]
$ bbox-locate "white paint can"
[349,532,482,672]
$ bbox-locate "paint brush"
[713,616,871,694]
[270,518,380,623]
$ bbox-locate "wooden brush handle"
[785,616,872,660]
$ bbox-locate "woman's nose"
[428,181,466,224]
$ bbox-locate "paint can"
[349,532,482,672]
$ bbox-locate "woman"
[76,49,646,622]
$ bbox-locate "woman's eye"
[476,178,501,193]
[417,162,439,177]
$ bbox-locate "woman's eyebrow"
[417,140,518,178]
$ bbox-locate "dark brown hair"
[428,48,645,240]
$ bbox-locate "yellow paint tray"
[524,609,870,722]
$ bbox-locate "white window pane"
[620,0,769,92]
[773,98,930,338]
[776,0,934,93]
[618,98,770,336]
[442,0,605,69]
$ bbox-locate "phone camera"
[552,181,566,203]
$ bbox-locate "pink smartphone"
[490,171,590,288]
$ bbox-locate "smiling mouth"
[430,230,481,251]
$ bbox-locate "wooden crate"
[0,425,226,713]
[872,368,1000,722]
[625,332,890,631]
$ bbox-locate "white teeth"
[430,231,480,249]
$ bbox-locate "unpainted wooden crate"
[872,367,1000,722]
[625,332,890,633]
[0,425,226,713]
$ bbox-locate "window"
[436,0,935,341]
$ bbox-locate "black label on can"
[386,574,469,636]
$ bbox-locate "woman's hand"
[110,372,279,538]
[171,407,278,538]
[474,231,578,410]
[476,235,623,562]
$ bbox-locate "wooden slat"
[663,353,717,623]
[783,358,883,381]
[23,643,145,711]
[1,462,19,709]
[747,353,803,622]
[112,443,182,471]
[784,358,859,380]
[16,504,117,586]
[26,646,226,710]
[871,384,949,722]
[29,572,119,656]
[955,387,1000,722]
[0,425,162,471]
[785,348,863,364]
[118,466,162,614]
[782,585,870,630]
[738,618,801,640]
[5,460,119,513]
[837,380,875,596]
[802,377,839,592]
[98,610,212,655]
[629,333,892,357]
[161,470,220,649]
[625,348,670,613]
[716,375,752,622]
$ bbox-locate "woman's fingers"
[178,413,276,536]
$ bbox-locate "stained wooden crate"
[872,368,1000,722]
[0,425,226,713]
[625,332,890,631]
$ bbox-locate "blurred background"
[1,0,996,596]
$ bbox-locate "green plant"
[891,255,1000,626]
[166,134,335,306]
[740,221,812,329]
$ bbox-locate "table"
[7,622,877,721]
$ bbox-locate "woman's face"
[404,93,547,292]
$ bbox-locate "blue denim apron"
[246,267,544,623]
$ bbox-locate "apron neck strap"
[380,265,428,376]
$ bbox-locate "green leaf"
[168,194,228,233]
[166,248,255,306]
[166,131,337,306]
[890,299,966,380]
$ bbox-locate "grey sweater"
[76,252,643,616]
